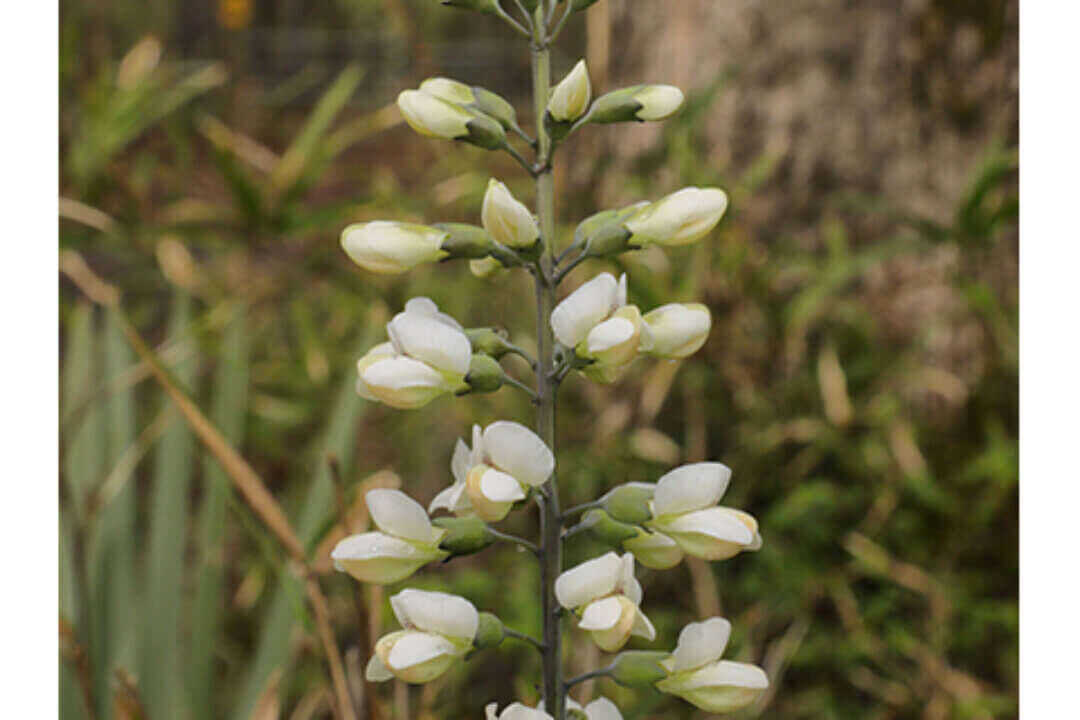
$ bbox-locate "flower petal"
[583,697,624,720]
[365,653,395,682]
[555,552,622,609]
[428,482,469,515]
[630,606,657,641]
[451,437,472,485]
[657,660,769,713]
[652,462,732,516]
[360,356,452,409]
[616,553,642,605]
[387,305,471,375]
[482,421,555,488]
[390,588,479,641]
[670,617,732,672]
[623,529,684,570]
[331,532,441,584]
[578,596,625,631]
[367,489,436,543]
[551,273,619,348]
[479,467,527,503]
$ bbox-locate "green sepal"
[587,86,648,124]
[581,509,639,545]
[471,87,520,132]
[462,111,508,150]
[432,516,497,556]
[610,650,670,687]
[433,222,494,258]
[474,612,507,650]
[464,353,505,393]
[466,327,514,359]
[602,484,655,524]
[544,110,575,143]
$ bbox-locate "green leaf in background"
[189,306,251,715]
[232,334,372,720]
[85,310,140,718]
[140,292,198,719]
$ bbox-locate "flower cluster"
[331,3,770,717]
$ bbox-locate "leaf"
[139,292,197,720]
[189,307,251,714]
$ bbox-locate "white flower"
[551,273,643,383]
[548,59,592,122]
[639,303,712,359]
[431,422,555,523]
[555,552,656,652]
[482,178,539,249]
[646,463,762,561]
[656,617,769,713]
[332,489,449,584]
[631,85,685,121]
[397,89,473,140]
[485,703,553,720]
[625,187,729,247]
[356,298,472,409]
[537,697,622,720]
[341,221,449,275]
[419,77,475,105]
[365,589,479,684]
[622,527,685,570]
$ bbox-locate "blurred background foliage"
[59,1,1017,719]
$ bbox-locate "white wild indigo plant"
[334,2,767,718]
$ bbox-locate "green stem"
[531,9,565,719]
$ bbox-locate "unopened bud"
[474,612,506,650]
[610,651,670,688]
[470,256,504,278]
[464,353,505,394]
[574,202,648,257]
[432,516,497,556]
[466,327,513,358]
[589,84,685,124]
[581,509,639,546]
[482,179,540,249]
[602,484,655,524]
[471,87,519,133]
[547,60,591,123]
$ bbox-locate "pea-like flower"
[639,303,712,359]
[551,273,643,383]
[547,59,592,122]
[331,489,449,584]
[555,552,656,652]
[622,527,685,570]
[430,421,555,523]
[646,463,762,561]
[365,589,479,684]
[656,617,769,713]
[625,187,729,247]
[341,221,450,275]
[356,298,472,409]
[484,704,553,720]
[482,179,540,250]
[558,697,624,720]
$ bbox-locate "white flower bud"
[625,187,729,247]
[331,489,449,584]
[341,221,449,275]
[645,463,762,561]
[556,552,655,653]
[397,89,472,140]
[482,179,540,249]
[365,589,479,684]
[639,303,711,359]
[547,59,592,122]
[632,85,685,121]
[419,77,475,105]
[470,256,503,278]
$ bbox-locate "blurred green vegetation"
[59,2,1016,719]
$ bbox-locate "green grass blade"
[140,292,198,720]
[188,307,251,714]
[231,337,372,719]
[84,309,140,717]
